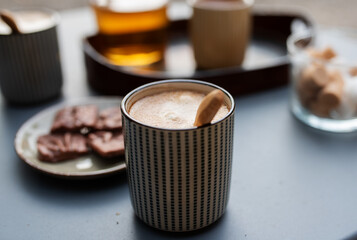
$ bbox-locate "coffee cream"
[129,90,229,129]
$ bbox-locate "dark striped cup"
[121,80,235,232]
[0,9,62,104]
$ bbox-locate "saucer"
[14,97,126,179]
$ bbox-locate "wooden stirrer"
[0,10,21,34]
[194,89,224,127]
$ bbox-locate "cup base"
[135,209,226,232]
[2,91,62,106]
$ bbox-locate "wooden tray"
[83,10,314,96]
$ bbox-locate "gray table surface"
[2,6,357,240]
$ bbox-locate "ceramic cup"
[189,0,254,69]
[0,9,62,104]
[121,79,235,232]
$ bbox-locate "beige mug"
[189,0,254,69]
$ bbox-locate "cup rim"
[121,79,235,132]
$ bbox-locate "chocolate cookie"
[95,107,122,131]
[88,131,124,158]
[37,133,89,162]
[51,105,98,133]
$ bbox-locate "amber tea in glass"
[90,0,169,66]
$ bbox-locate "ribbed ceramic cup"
[0,9,62,104]
[189,0,254,69]
[121,79,235,232]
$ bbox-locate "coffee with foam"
[129,90,229,129]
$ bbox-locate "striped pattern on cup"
[0,24,62,104]
[121,80,235,232]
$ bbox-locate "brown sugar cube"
[306,48,323,59]
[320,46,337,60]
[317,70,344,109]
[349,66,357,77]
[300,63,330,91]
[297,63,330,106]
[95,107,122,131]
[308,100,331,118]
[37,133,89,162]
[88,131,125,158]
[51,105,98,133]
[306,46,337,60]
[297,81,317,107]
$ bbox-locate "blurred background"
[1,0,357,28]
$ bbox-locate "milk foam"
[15,11,56,34]
[129,90,229,129]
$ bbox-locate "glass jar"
[288,32,357,132]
